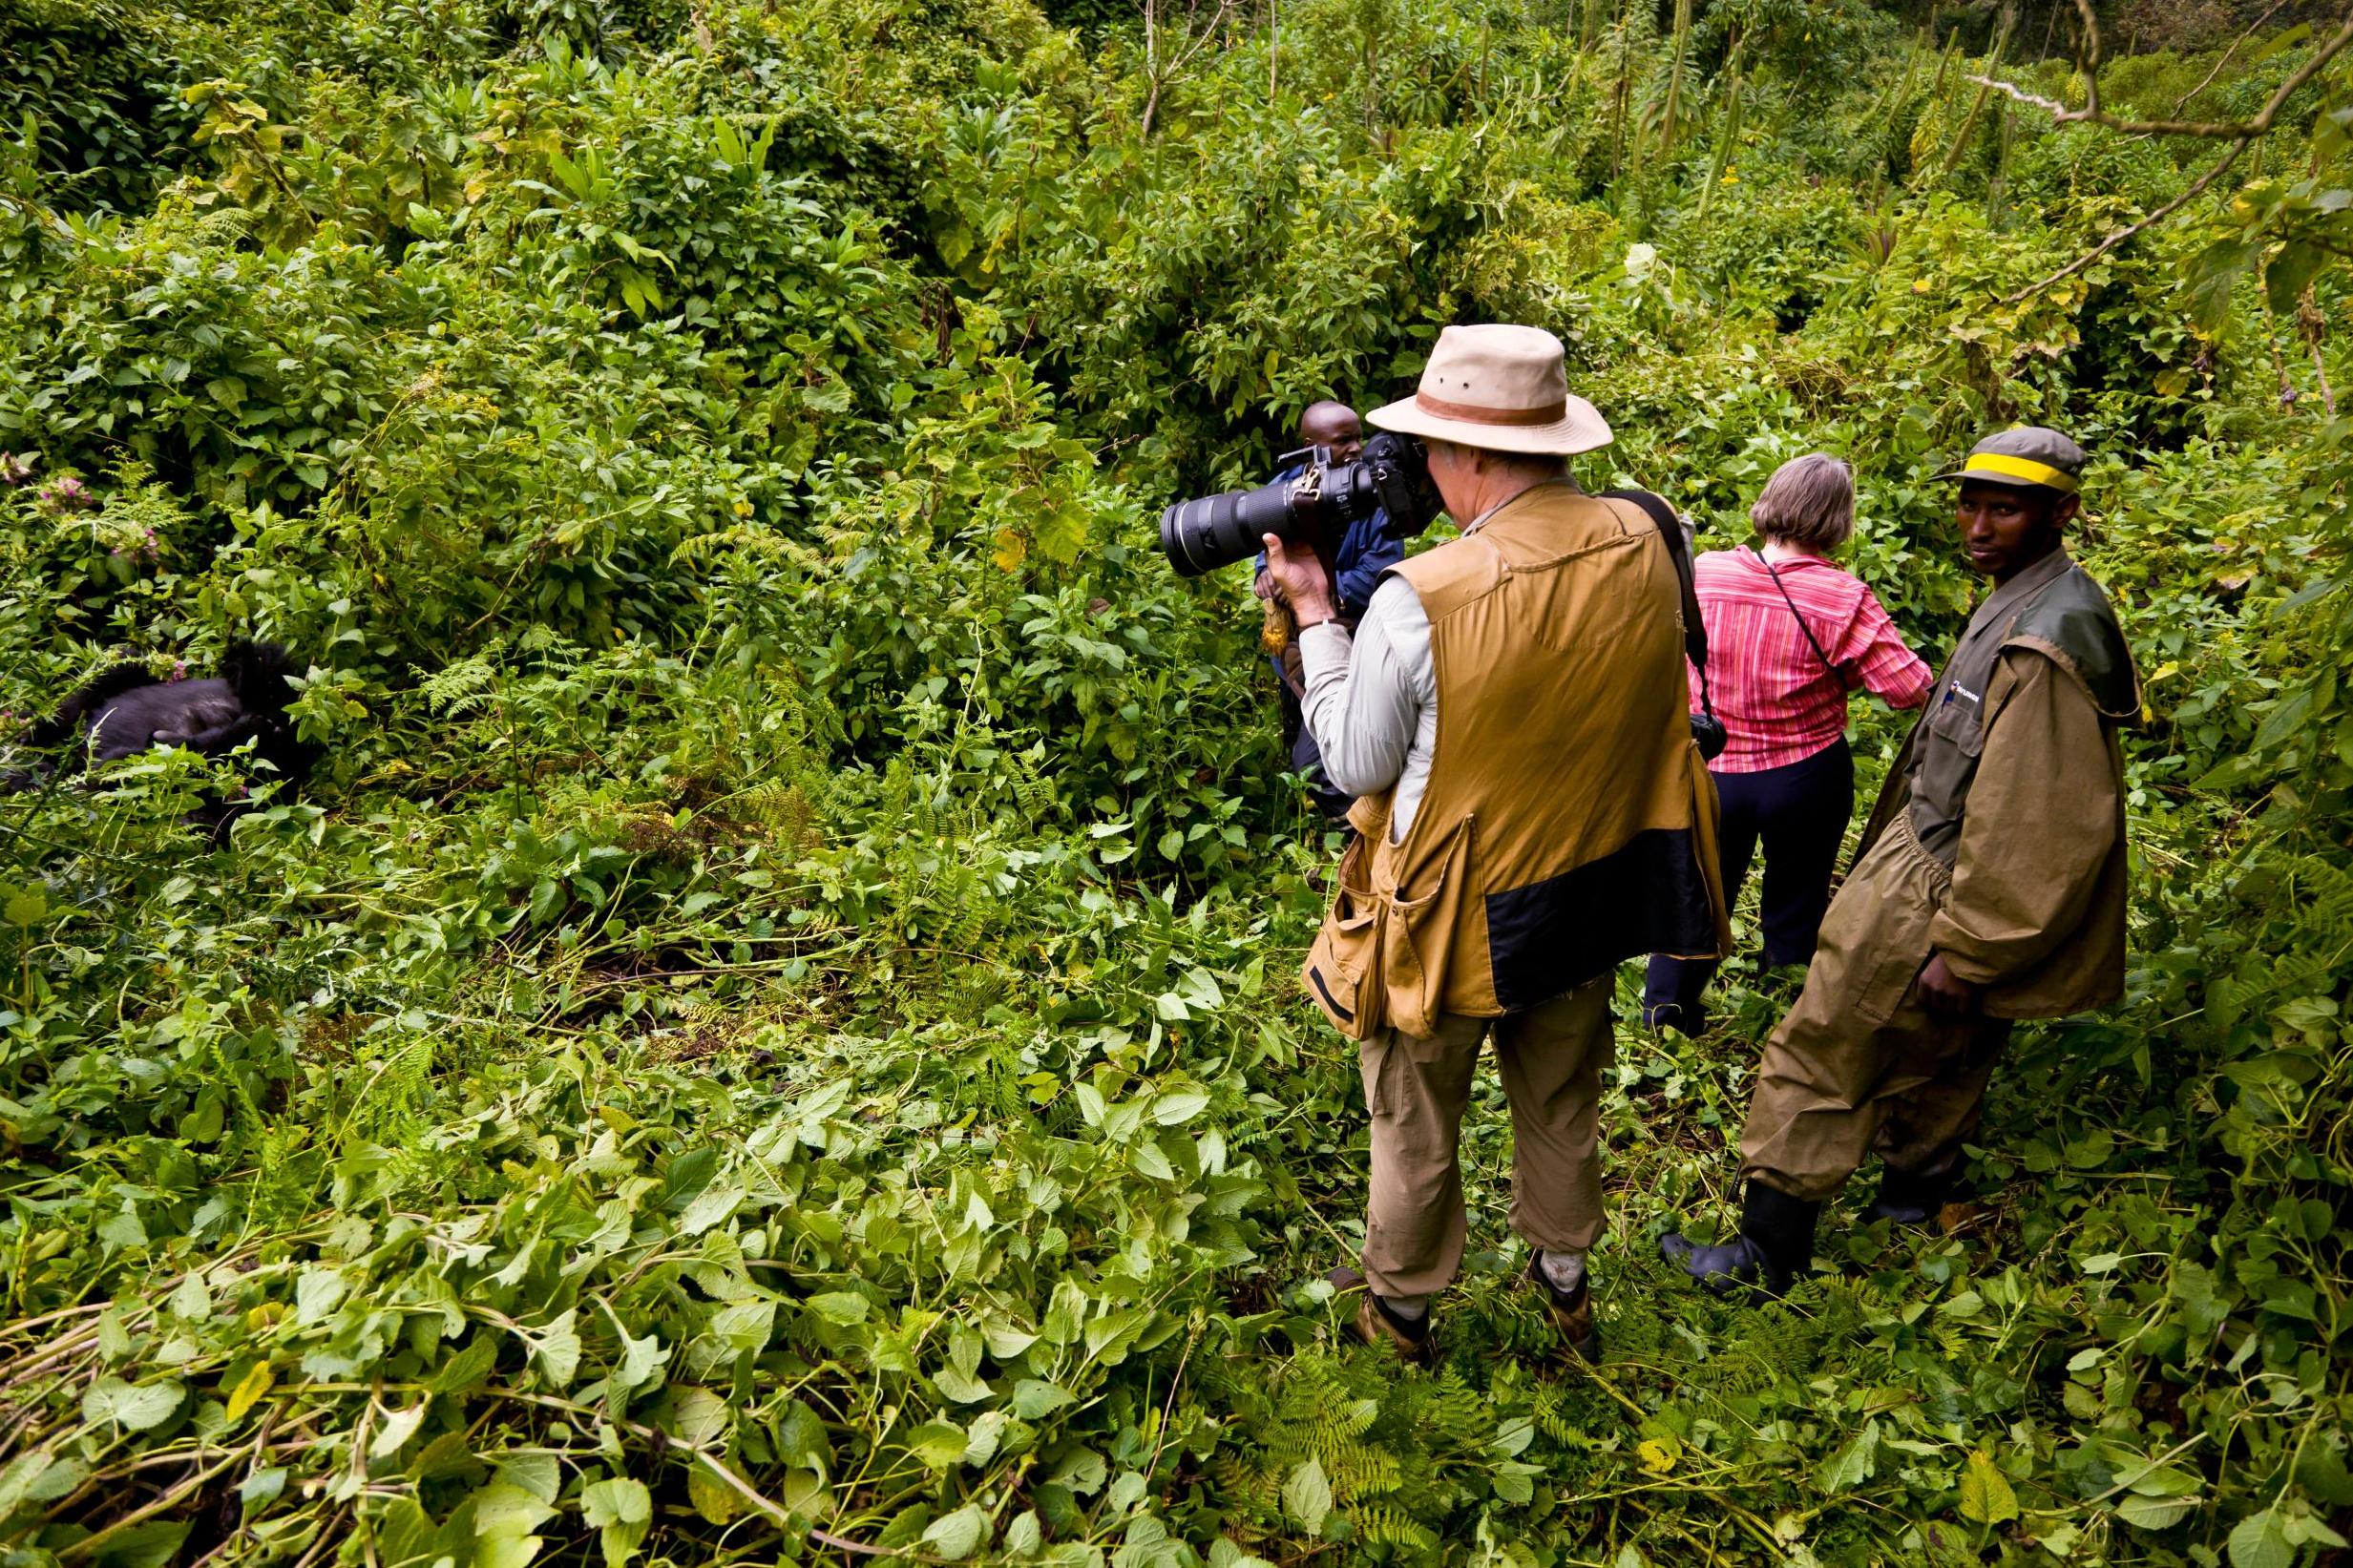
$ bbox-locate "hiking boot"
[1525,1253,1600,1362]
[1327,1266,1434,1365]
[1659,1183,1820,1298]
[1866,1163,1959,1227]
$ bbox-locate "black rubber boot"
[1658,1183,1820,1298]
[1866,1163,1958,1226]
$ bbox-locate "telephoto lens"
[1159,478,1304,577]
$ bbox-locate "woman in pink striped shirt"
[1645,454,1934,1035]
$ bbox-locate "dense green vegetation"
[2,0,2350,1562]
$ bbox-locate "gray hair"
[1751,453,1855,551]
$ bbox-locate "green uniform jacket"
[1856,549,2138,1019]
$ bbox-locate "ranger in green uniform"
[1661,428,2140,1294]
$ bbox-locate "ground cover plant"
[1,0,2350,1563]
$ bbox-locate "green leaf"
[2115,1494,2198,1531]
[804,1291,870,1326]
[922,1504,990,1560]
[95,1520,190,1568]
[1282,1456,1331,1534]
[2266,241,2330,315]
[82,1378,185,1432]
[581,1477,650,1568]
[1013,1379,1075,1418]
[2229,1507,2295,1568]
[1151,1089,1209,1125]
[907,1421,970,1468]
[368,1402,429,1460]
[1959,1451,2018,1525]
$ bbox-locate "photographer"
[1253,401,1404,817]
[1260,324,1729,1364]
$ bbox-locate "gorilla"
[6,641,316,827]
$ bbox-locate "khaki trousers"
[1740,813,2013,1202]
[1358,976,1614,1300]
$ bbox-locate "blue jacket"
[1257,464,1405,624]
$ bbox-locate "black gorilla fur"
[8,641,316,829]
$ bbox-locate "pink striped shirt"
[1688,547,1934,773]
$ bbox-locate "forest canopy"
[1,0,2350,1564]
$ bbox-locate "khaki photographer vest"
[1303,483,1730,1040]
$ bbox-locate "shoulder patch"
[2001,566,2139,720]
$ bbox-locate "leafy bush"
[2,2,2349,1566]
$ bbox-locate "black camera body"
[1159,430,1444,578]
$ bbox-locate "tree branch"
[2002,136,2254,303]
[1966,3,2353,139]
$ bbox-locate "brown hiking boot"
[1526,1254,1600,1362]
[1328,1266,1434,1365]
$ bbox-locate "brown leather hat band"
[1414,390,1570,427]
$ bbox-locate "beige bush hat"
[1366,324,1612,456]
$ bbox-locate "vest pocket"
[1302,835,1387,1040]
[1377,816,1474,1038]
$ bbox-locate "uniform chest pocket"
[1924,687,1987,758]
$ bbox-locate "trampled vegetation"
[1,0,2349,1562]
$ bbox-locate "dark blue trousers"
[1645,737,1854,1032]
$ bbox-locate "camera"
[1160,430,1444,577]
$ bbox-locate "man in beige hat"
[1662,427,2138,1296]
[1260,323,1730,1363]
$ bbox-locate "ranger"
[1661,428,2139,1295]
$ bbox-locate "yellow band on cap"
[1963,452,2078,492]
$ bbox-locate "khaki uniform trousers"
[1741,812,2012,1202]
[1358,976,1613,1300]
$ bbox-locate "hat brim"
[1366,393,1614,456]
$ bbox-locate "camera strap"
[1603,489,1717,723]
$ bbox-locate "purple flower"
[37,474,95,512]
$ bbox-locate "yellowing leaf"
[1637,1438,1679,1475]
[224,1362,275,1424]
[1960,1451,2019,1525]
[992,526,1027,572]
[686,1466,739,1526]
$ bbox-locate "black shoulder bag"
[1758,552,1856,687]
[1604,489,1728,762]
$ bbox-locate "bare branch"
[2001,136,2254,304]
[1969,5,2353,139]
[2173,0,2295,115]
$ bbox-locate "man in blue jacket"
[1255,401,1404,816]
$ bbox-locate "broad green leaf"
[1013,1379,1075,1418]
[82,1378,186,1433]
[1151,1089,1209,1125]
[804,1292,870,1326]
[1282,1457,1331,1534]
[907,1421,970,1468]
[1959,1451,2018,1525]
[661,1387,732,1449]
[368,1402,429,1461]
[581,1477,650,1568]
[2228,1507,2295,1568]
[922,1504,989,1560]
[2116,1494,2198,1531]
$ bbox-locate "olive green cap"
[1933,426,2088,494]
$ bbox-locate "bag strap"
[1602,488,1716,721]
[1757,552,1849,682]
